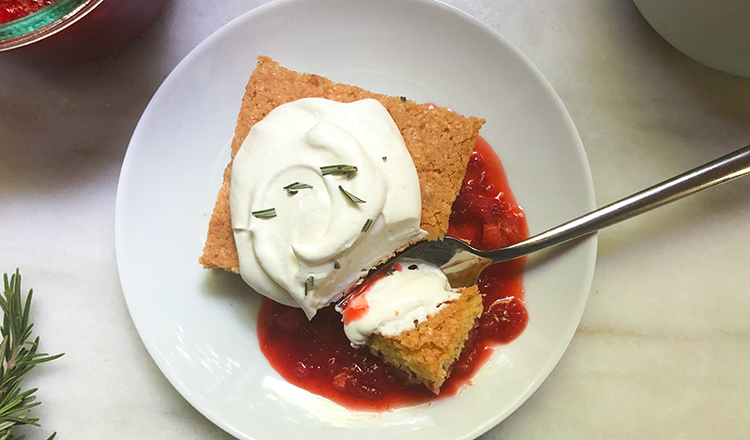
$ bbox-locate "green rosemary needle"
[252,208,277,219]
[283,182,313,195]
[320,164,358,178]
[339,186,366,204]
[0,270,62,440]
[304,276,314,296]
[362,219,374,233]
[333,260,341,270]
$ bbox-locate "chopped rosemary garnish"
[362,219,374,233]
[283,182,313,195]
[339,186,366,204]
[382,156,387,163]
[320,164,358,178]
[304,276,314,296]
[252,208,277,219]
[334,260,341,270]
[400,96,407,102]
[386,269,396,276]
[0,270,62,440]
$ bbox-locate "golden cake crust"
[367,285,483,393]
[199,56,485,272]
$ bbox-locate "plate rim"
[115,0,597,439]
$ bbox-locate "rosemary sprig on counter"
[0,270,63,440]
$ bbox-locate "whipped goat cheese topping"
[230,98,426,318]
[341,260,461,345]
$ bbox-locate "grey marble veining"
[1,0,749,438]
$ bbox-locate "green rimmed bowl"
[0,0,167,65]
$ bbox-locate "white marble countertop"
[2,0,749,438]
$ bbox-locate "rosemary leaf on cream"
[304,276,314,296]
[283,182,313,195]
[320,164,358,178]
[252,208,277,219]
[362,219,374,233]
[338,186,366,204]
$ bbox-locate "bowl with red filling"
[0,0,167,64]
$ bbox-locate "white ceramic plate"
[115,0,597,439]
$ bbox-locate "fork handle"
[481,144,750,263]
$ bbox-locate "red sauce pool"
[257,136,529,411]
[0,0,56,24]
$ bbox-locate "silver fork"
[398,144,750,288]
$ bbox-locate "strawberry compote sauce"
[257,136,529,411]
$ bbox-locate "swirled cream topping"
[341,259,460,345]
[230,98,426,318]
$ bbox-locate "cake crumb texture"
[367,285,483,394]
[200,56,484,272]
